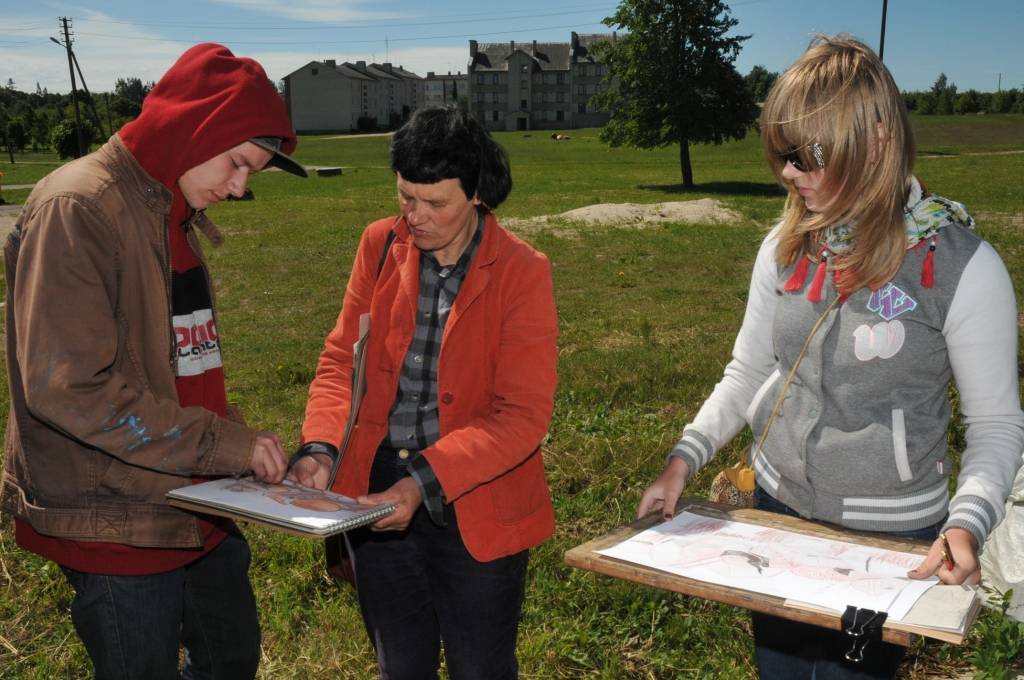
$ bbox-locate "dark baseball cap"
[249,136,308,177]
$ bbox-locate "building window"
[520,99,527,109]
[476,74,485,84]
[492,74,499,85]
[596,64,605,76]
[492,110,499,121]
[578,104,586,113]
[556,110,564,121]
[521,79,527,89]
[577,84,585,95]
[556,92,565,103]
[556,73,565,84]
[311,68,319,76]
[491,92,499,103]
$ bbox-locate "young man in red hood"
[1,43,306,678]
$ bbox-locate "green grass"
[1,114,1023,678]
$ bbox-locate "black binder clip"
[841,605,887,664]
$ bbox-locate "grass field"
[1,115,1023,678]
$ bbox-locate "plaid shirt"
[389,213,484,525]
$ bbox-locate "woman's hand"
[286,453,333,490]
[907,527,981,585]
[358,477,424,531]
[637,457,690,520]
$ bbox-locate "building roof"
[281,60,376,81]
[471,42,570,72]
[573,33,615,63]
[469,33,615,72]
[372,63,422,80]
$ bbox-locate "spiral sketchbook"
[167,477,395,537]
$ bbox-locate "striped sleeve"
[943,240,1024,547]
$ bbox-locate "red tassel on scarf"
[784,255,811,292]
[807,252,828,303]
[921,238,936,288]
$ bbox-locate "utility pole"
[878,0,889,61]
[71,49,108,138]
[59,17,85,157]
[104,92,114,134]
[997,73,1002,92]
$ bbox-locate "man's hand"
[248,431,288,484]
[286,453,333,490]
[637,456,690,520]
[908,527,981,585]
[357,477,424,531]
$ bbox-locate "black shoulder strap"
[375,229,397,280]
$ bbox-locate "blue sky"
[2,1,1021,95]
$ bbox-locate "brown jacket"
[1,136,254,548]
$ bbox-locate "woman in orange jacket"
[289,107,558,679]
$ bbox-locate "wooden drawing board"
[564,497,979,646]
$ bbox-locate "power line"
[72,22,610,46]
[0,24,50,31]
[72,2,616,30]
[73,8,616,33]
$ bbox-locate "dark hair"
[390,106,512,210]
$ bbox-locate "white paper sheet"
[597,511,936,620]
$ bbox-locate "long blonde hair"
[761,35,915,293]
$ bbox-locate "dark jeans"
[348,446,529,680]
[752,487,942,680]
[60,530,260,680]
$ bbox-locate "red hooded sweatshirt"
[17,44,298,575]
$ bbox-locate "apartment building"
[283,59,425,133]
[467,31,614,131]
[423,71,468,108]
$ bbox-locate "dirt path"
[0,205,20,240]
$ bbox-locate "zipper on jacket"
[162,214,176,374]
[186,210,223,364]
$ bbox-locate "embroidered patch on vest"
[853,321,906,361]
[867,283,917,321]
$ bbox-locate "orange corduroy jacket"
[301,213,558,561]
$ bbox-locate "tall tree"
[744,64,778,103]
[592,0,758,187]
[111,77,153,119]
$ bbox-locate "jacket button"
[398,448,410,460]
[441,392,454,405]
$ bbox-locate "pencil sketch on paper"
[597,511,936,619]
[224,478,349,513]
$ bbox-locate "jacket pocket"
[745,369,782,431]
[98,456,140,500]
[892,408,912,482]
[490,450,546,525]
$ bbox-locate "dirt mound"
[505,199,743,235]
[557,199,742,225]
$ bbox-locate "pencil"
[939,532,955,571]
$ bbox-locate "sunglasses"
[780,143,825,171]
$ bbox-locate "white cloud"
[0,8,472,93]
[1,11,189,92]
[207,0,399,23]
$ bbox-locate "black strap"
[375,229,397,280]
